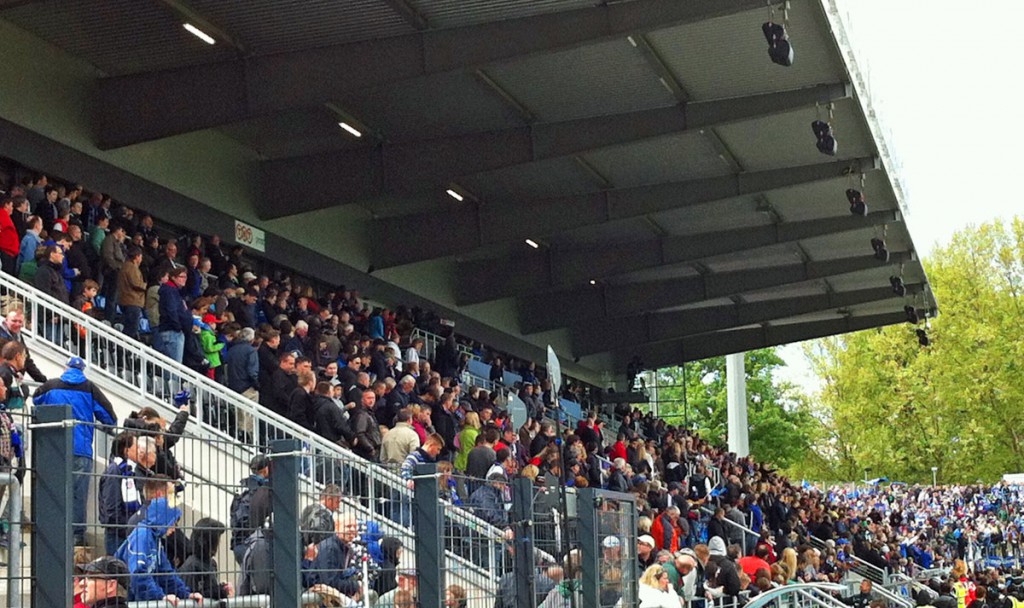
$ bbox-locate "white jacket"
[639,582,683,608]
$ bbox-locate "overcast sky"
[776,0,1024,392]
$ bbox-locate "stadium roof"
[1,0,936,375]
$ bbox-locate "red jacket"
[650,511,681,553]
[0,210,19,257]
[609,441,627,462]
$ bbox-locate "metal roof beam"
[613,310,908,372]
[374,155,875,269]
[94,0,768,149]
[573,284,922,357]
[258,82,849,219]
[455,209,900,305]
[518,251,915,334]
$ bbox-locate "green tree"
[650,349,823,471]
[808,218,1024,483]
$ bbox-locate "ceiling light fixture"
[525,239,540,249]
[338,122,362,138]
[445,189,464,202]
[590,280,597,285]
[183,23,216,45]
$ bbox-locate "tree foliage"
[807,218,1024,484]
[651,349,825,471]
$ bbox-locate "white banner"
[234,219,266,252]
[547,345,562,394]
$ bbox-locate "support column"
[726,352,749,457]
[511,477,537,608]
[32,406,74,608]
[270,440,302,608]
[413,462,443,608]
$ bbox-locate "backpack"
[230,485,256,548]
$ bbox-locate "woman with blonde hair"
[780,547,799,582]
[639,564,683,607]
[454,411,481,471]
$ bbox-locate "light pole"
[931,466,938,486]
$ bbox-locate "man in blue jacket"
[114,483,203,604]
[155,266,192,363]
[33,355,116,545]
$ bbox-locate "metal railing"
[809,535,888,585]
[745,583,849,608]
[0,272,507,582]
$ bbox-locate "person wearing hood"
[375,537,404,596]
[706,536,741,601]
[114,481,202,603]
[33,355,116,545]
[180,517,233,600]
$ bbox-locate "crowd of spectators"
[4,170,1024,608]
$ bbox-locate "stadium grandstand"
[4,1,1014,608]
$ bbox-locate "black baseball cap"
[76,556,129,585]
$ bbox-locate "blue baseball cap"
[66,356,86,370]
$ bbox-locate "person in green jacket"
[199,313,222,380]
[89,215,109,255]
[454,411,481,472]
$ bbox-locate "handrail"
[869,579,916,608]
[744,583,848,608]
[700,506,760,546]
[0,272,508,579]
[808,535,887,585]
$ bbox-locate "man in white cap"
[638,534,657,575]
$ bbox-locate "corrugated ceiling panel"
[486,37,676,122]
[460,156,597,202]
[715,99,875,172]
[0,0,236,75]
[703,243,803,273]
[765,173,896,224]
[218,107,366,160]
[648,0,845,101]
[190,0,416,56]
[342,72,527,142]
[583,131,731,189]
[554,217,657,247]
[411,0,597,29]
[649,197,770,236]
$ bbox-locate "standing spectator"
[34,244,70,303]
[100,223,127,322]
[454,411,481,472]
[0,308,47,381]
[288,370,317,430]
[17,215,42,272]
[0,198,20,275]
[381,408,421,464]
[98,433,154,555]
[114,482,203,603]
[155,267,191,362]
[88,214,109,256]
[180,518,234,601]
[116,247,146,340]
[33,356,116,545]
[349,389,382,462]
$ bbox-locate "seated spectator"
[114,479,202,603]
[638,564,680,608]
[311,514,361,598]
[377,568,418,608]
[468,471,510,528]
[75,556,131,608]
[180,518,234,600]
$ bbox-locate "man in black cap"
[76,556,130,607]
[230,454,271,564]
